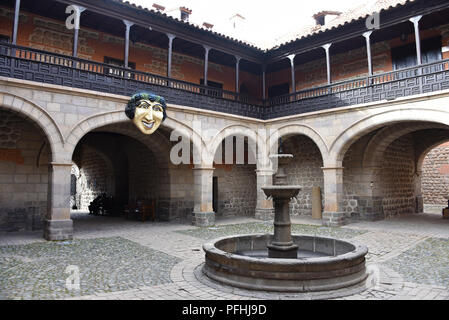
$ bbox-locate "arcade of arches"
[1,84,449,240]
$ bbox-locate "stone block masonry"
[73,145,114,210]
[0,111,49,231]
[214,164,257,218]
[422,142,449,206]
[282,135,324,217]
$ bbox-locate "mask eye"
[153,105,163,113]
[138,102,150,109]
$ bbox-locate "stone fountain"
[201,149,368,295]
[264,153,300,259]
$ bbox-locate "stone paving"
[0,212,448,300]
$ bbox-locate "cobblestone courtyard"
[0,212,448,300]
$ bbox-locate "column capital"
[287,54,296,63]
[70,4,86,14]
[362,31,373,39]
[256,169,275,176]
[409,15,422,24]
[193,165,215,171]
[123,19,134,29]
[50,162,74,167]
[167,33,176,41]
[203,45,211,52]
[321,43,332,51]
[235,55,242,63]
[321,166,344,171]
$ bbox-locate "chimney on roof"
[203,22,214,30]
[180,7,192,22]
[313,11,341,26]
[152,3,165,12]
[230,13,246,31]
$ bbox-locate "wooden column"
[410,15,423,65]
[322,43,332,85]
[262,64,267,100]
[166,33,176,78]
[235,56,241,93]
[363,31,373,76]
[203,45,211,86]
[288,54,296,93]
[71,5,86,58]
[123,20,134,68]
[12,0,21,45]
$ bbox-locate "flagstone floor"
[0,211,448,300]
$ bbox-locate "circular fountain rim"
[202,233,369,295]
[203,233,368,265]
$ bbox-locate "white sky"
[128,0,368,47]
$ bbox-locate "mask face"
[132,99,164,135]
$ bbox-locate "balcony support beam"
[235,56,241,93]
[70,5,86,58]
[262,64,267,100]
[167,33,176,78]
[288,54,296,93]
[410,15,423,65]
[123,20,134,68]
[363,31,373,76]
[12,0,21,45]
[322,43,332,85]
[203,45,211,86]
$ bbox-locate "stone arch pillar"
[192,163,215,227]
[0,93,72,240]
[321,166,345,227]
[255,167,275,220]
[44,162,73,240]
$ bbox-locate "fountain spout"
[262,153,301,259]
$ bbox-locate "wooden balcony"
[1,43,449,120]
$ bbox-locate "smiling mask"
[125,92,167,135]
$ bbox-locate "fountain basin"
[203,234,368,293]
[262,185,302,199]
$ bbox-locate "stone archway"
[328,110,449,224]
[65,111,206,165]
[0,105,55,233]
[0,92,65,161]
[329,108,449,166]
[207,125,259,220]
[320,109,449,226]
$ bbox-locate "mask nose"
[144,107,153,121]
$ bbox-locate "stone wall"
[166,164,194,221]
[0,110,49,231]
[214,165,257,218]
[342,132,417,220]
[126,139,160,202]
[379,135,416,217]
[282,135,324,217]
[70,131,194,221]
[343,134,375,220]
[73,145,114,210]
[422,142,449,205]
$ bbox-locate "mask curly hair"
[125,92,167,121]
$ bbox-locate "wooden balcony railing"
[1,43,449,120]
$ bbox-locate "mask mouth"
[142,120,155,130]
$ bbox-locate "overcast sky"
[128,0,369,46]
